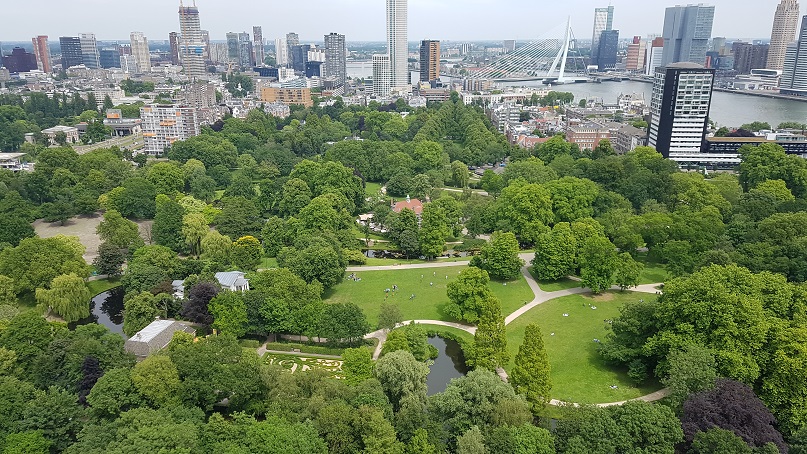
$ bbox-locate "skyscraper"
[201,30,210,60]
[781,15,807,96]
[99,47,121,69]
[597,30,620,70]
[275,38,288,67]
[373,54,391,96]
[291,44,311,73]
[324,33,347,87]
[387,0,408,87]
[59,36,83,69]
[226,33,239,63]
[660,4,715,67]
[591,6,614,66]
[648,62,715,158]
[130,32,151,73]
[626,36,646,72]
[732,42,769,74]
[79,33,100,69]
[238,32,254,68]
[286,32,299,68]
[253,26,265,66]
[768,0,800,71]
[31,36,51,73]
[178,1,206,79]
[419,40,440,82]
[646,37,665,75]
[169,32,181,65]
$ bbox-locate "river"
[504,80,807,128]
[346,61,807,128]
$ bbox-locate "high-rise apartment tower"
[387,0,409,87]
[768,0,800,71]
[130,32,151,73]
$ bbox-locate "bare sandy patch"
[33,214,153,264]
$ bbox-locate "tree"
[152,199,185,252]
[201,230,232,264]
[689,428,753,454]
[96,210,144,252]
[579,235,618,293]
[319,303,370,344]
[495,182,554,242]
[406,428,437,454]
[117,177,157,219]
[342,347,374,385]
[277,242,345,289]
[471,295,509,370]
[457,426,488,454]
[0,215,34,247]
[35,274,91,323]
[451,160,470,188]
[681,379,787,452]
[613,252,643,290]
[122,292,160,337]
[0,236,90,294]
[419,204,450,260]
[430,369,530,441]
[510,324,551,410]
[231,236,262,270]
[661,344,717,410]
[0,275,17,306]
[532,222,576,281]
[375,350,429,411]
[471,231,524,280]
[181,281,219,326]
[378,303,404,331]
[130,355,181,407]
[486,424,555,454]
[2,431,52,454]
[85,367,144,418]
[17,386,84,452]
[209,291,248,338]
[215,196,262,239]
[181,213,208,257]
[146,162,184,196]
[167,134,238,169]
[446,267,493,324]
[93,242,126,277]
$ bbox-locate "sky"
[1,0,794,43]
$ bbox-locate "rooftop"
[41,125,78,133]
[129,319,176,344]
[0,153,26,161]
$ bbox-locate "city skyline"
[0,0,797,43]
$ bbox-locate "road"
[75,132,143,155]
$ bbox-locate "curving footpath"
[358,251,668,406]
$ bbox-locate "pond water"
[69,288,126,337]
[427,336,469,395]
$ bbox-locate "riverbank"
[625,76,807,103]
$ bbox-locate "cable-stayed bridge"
[467,18,590,84]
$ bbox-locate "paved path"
[547,388,671,408]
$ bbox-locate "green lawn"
[635,254,669,285]
[362,256,473,267]
[86,278,121,296]
[326,266,534,327]
[365,182,383,197]
[258,257,279,270]
[505,291,661,404]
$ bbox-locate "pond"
[426,336,469,395]
[69,288,126,337]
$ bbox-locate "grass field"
[504,291,661,404]
[86,278,121,296]
[325,266,534,327]
[258,257,279,270]
[362,256,474,267]
[365,182,383,197]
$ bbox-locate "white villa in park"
[171,271,250,299]
[0,153,27,172]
